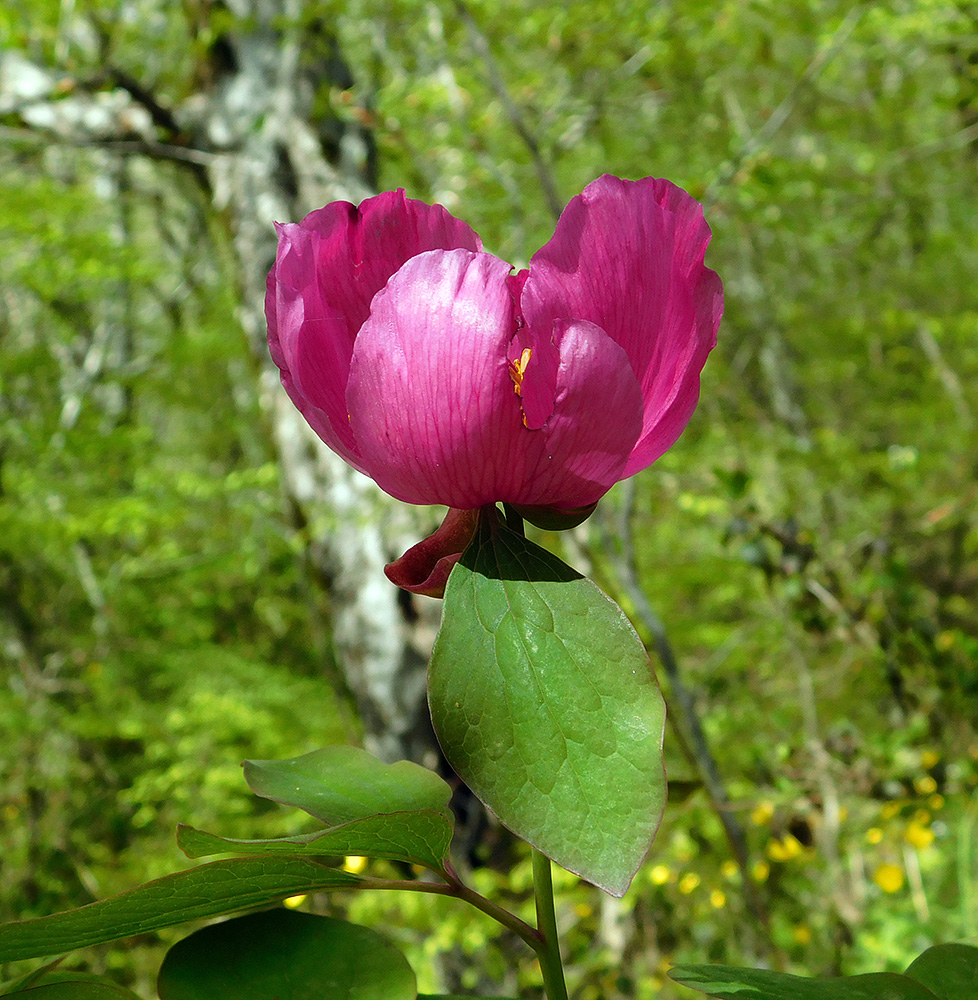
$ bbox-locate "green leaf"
[669,965,943,999]
[429,514,666,896]
[0,858,360,962]
[905,943,978,1000]
[244,746,453,824]
[0,972,142,999]
[1,986,140,1000]
[157,910,416,1000]
[177,808,454,871]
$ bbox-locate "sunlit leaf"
[429,513,666,896]
[244,746,453,824]
[0,859,360,962]
[177,807,453,871]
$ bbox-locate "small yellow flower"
[866,827,884,845]
[873,863,904,893]
[914,775,938,795]
[709,889,726,909]
[751,801,775,826]
[283,894,307,908]
[920,749,940,769]
[342,855,368,874]
[766,835,803,862]
[573,902,593,919]
[720,859,739,879]
[929,794,944,810]
[880,801,902,820]
[649,864,671,886]
[905,823,935,850]
[793,925,812,945]
[934,631,955,652]
[678,873,701,894]
[752,860,770,883]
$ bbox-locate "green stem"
[363,855,569,999]
[532,849,569,1000]
[357,876,540,952]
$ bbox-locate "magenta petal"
[266,191,482,466]
[384,507,480,598]
[521,175,723,477]
[266,224,364,467]
[511,319,644,508]
[347,249,522,508]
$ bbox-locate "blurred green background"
[1,1,977,997]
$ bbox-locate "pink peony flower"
[266,175,722,595]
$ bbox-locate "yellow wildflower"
[873,863,904,893]
[649,864,671,886]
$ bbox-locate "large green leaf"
[429,514,666,896]
[904,943,978,1000]
[177,808,453,872]
[157,910,415,1000]
[670,965,942,999]
[0,859,360,962]
[244,747,453,824]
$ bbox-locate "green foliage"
[431,511,666,896]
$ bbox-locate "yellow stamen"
[508,347,532,397]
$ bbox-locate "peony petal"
[266,224,364,467]
[346,249,522,508]
[507,318,644,508]
[266,191,482,466]
[521,175,723,477]
[384,507,480,598]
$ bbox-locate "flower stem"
[532,849,569,1000]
